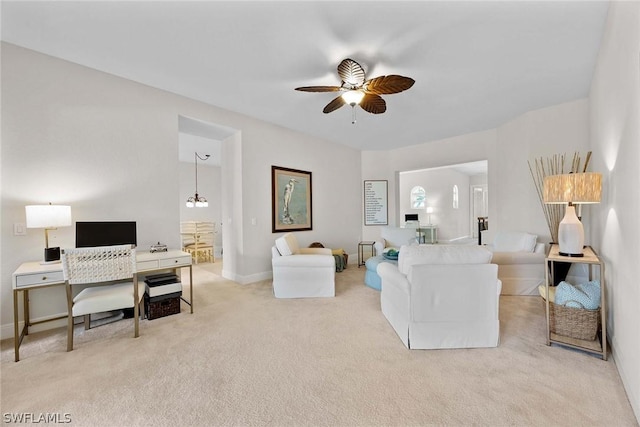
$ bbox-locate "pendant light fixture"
[186,152,210,208]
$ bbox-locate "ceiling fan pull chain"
[351,106,357,124]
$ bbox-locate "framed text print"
[364,180,388,225]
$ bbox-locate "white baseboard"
[221,269,272,285]
[1,314,67,341]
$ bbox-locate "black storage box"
[145,292,181,320]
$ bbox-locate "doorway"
[178,116,235,262]
[470,184,488,239]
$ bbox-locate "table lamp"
[25,204,72,263]
[543,172,601,257]
[426,207,434,225]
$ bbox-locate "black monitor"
[75,221,137,248]
[405,214,419,222]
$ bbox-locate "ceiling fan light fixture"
[341,90,364,106]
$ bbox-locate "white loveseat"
[486,231,545,295]
[271,233,336,298]
[378,245,501,350]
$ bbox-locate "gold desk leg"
[189,265,194,314]
[13,289,20,362]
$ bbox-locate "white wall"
[362,100,590,245]
[1,43,361,336]
[589,1,640,421]
[399,168,471,241]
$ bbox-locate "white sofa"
[378,245,501,350]
[485,231,545,295]
[271,233,336,298]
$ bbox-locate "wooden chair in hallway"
[181,221,215,264]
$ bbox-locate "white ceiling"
[1,1,609,152]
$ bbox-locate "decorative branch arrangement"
[528,151,592,243]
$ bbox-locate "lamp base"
[558,205,585,257]
[559,251,584,258]
[44,247,61,262]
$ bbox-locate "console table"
[417,225,438,244]
[544,245,606,360]
[12,249,193,362]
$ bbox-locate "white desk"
[12,250,193,362]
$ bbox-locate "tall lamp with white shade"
[543,172,601,257]
[25,204,72,263]
[426,206,434,225]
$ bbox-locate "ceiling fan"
[295,58,415,123]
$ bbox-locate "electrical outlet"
[14,223,26,236]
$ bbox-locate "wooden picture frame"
[364,180,388,225]
[272,166,312,232]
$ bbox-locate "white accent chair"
[271,233,336,298]
[62,245,145,351]
[485,231,545,295]
[378,245,501,350]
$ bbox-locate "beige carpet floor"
[1,262,637,427]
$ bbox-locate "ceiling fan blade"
[359,94,386,114]
[337,58,365,87]
[323,95,346,114]
[364,75,415,95]
[295,86,343,92]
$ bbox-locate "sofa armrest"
[378,262,410,296]
[374,239,385,256]
[491,251,544,265]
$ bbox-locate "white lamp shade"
[426,207,434,214]
[25,205,72,228]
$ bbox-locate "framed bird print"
[272,166,312,232]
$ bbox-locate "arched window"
[453,185,459,209]
[411,186,426,209]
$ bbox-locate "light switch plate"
[14,223,27,236]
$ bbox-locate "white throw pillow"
[493,231,537,252]
[275,233,296,256]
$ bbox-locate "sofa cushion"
[492,231,537,252]
[397,245,493,275]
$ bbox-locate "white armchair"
[378,245,501,350]
[271,233,336,298]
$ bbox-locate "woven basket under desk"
[548,301,600,341]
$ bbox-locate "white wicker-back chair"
[62,244,144,351]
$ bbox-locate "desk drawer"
[137,260,159,272]
[159,256,191,268]
[16,271,65,288]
